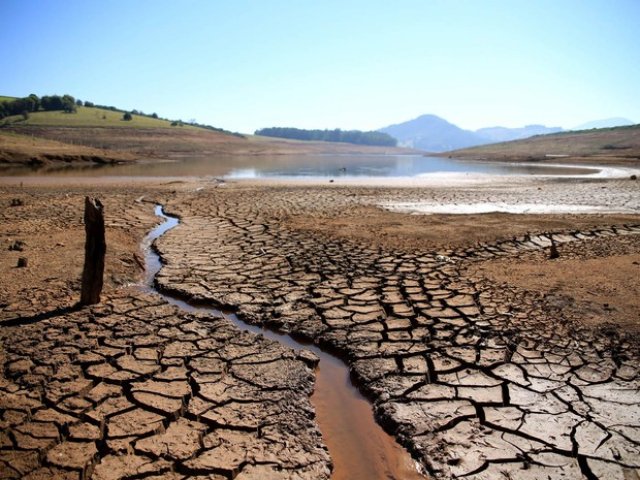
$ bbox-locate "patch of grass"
[0,96,18,103]
[2,106,177,128]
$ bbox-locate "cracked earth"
[1,178,639,479]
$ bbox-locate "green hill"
[1,93,416,165]
[446,124,640,164]
[3,105,177,128]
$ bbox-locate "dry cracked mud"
[0,289,331,480]
[0,185,331,479]
[153,184,640,479]
[2,179,639,480]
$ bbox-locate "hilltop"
[445,123,640,164]
[0,94,414,165]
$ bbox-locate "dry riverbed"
[0,175,639,479]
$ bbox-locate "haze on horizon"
[1,0,638,134]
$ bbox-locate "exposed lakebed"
[145,206,426,479]
[0,154,601,179]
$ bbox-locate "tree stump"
[548,234,560,260]
[80,197,106,305]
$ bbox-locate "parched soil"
[0,132,133,165]
[155,181,640,479]
[466,235,640,332]
[0,185,331,479]
[1,177,639,479]
[2,126,416,165]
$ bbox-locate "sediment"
[154,183,640,479]
[1,178,639,479]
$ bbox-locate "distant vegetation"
[0,94,78,119]
[255,127,397,147]
[0,93,243,137]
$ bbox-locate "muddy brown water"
[142,205,426,479]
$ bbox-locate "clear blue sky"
[1,0,638,133]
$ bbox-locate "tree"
[61,94,77,113]
[123,112,133,121]
[41,95,64,111]
[27,94,40,112]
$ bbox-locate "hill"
[0,130,133,165]
[0,95,414,166]
[571,117,634,131]
[2,105,178,128]
[378,114,561,152]
[475,124,562,143]
[379,114,484,152]
[254,127,397,147]
[445,124,640,164]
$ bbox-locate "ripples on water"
[0,154,599,178]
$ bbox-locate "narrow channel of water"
[141,205,426,480]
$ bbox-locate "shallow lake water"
[0,154,600,178]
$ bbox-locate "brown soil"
[289,203,640,252]
[0,186,157,322]
[1,176,639,479]
[466,235,640,333]
[2,126,416,165]
[0,131,133,165]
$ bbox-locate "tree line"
[255,127,397,147]
[0,94,79,119]
[0,93,244,137]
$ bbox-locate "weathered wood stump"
[80,197,106,305]
[548,233,559,260]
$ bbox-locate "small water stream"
[142,205,426,480]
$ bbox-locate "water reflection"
[0,154,599,178]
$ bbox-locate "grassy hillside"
[0,96,17,103]
[2,106,180,128]
[447,124,640,164]
[1,95,417,164]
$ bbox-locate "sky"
[1,0,639,134]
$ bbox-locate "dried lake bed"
[1,166,639,479]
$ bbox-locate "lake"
[0,154,599,178]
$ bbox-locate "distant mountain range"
[378,115,562,152]
[378,114,635,153]
[571,117,634,131]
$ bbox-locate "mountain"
[475,124,562,143]
[571,118,634,131]
[379,115,562,152]
[379,114,486,152]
